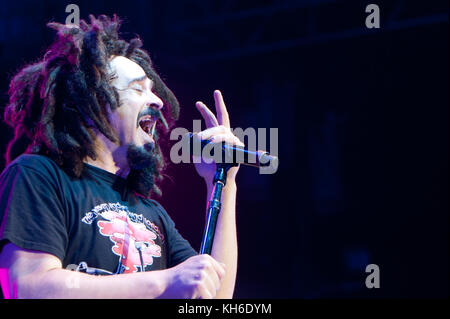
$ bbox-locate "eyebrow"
[127,75,152,87]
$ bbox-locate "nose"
[146,92,164,110]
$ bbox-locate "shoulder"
[4,154,60,172]
[1,154,64,183]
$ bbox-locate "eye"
[133,87,144,93]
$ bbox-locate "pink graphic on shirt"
[97,209,161,273]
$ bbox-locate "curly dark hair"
[3,14,180,197]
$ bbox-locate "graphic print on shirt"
[81,202,162,273]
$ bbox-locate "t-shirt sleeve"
[0,163,68,261]
[150,200,197,267]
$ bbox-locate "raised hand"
[193,90,243,182]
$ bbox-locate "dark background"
[0,0,448,298]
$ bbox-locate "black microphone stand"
[199,162,237,255]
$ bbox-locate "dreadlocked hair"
[4,14,180,197]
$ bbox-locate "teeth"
[139,117,156,136]
[150,121,157,136]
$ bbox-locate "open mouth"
[138,115,157,137]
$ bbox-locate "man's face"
[108,56,163,148]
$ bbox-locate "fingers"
[196,125,227,140]
[191,254,226,299]
[196,126,244,147]
[197,268,219,299]
[214,90,230,128]
[163,254,227,299]
[209,134,245,147]
[199,255,225,299]
[202,254,226,283]
[210,257,226,282]
[195,89,231,129]
[195,101,219,129]
[195,282,213,299]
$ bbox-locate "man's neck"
[84,134,130,178]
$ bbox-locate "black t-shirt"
[0,154,197,274]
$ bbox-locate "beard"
[126,142,163,198]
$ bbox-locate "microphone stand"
[199,162,237,255]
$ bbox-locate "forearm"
[205,179,238,299]
[14,267,169,299]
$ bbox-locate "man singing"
[0,15,242,299]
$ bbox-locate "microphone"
[186,133,279,170]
